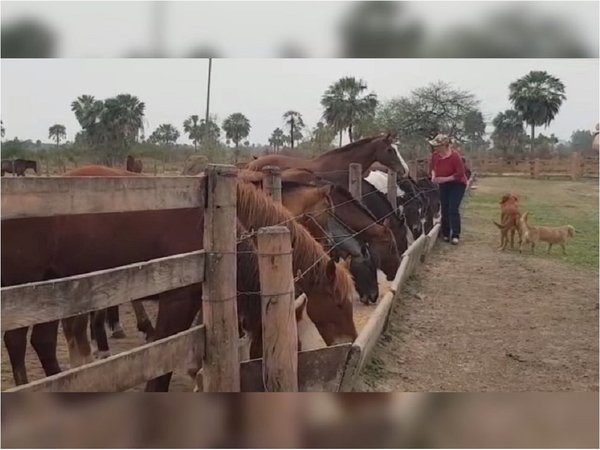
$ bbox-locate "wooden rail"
[1,176,206,219]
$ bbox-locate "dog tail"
[493,220,509,229]
[567,225,575,238]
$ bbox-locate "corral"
[1,159,441,392]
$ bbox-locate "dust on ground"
[357,177,599,392]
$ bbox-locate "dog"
[493,193,522,250]
[517,212,575,255]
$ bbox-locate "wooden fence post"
[387,169,397,211]
[256,226,298,392]
[349,163,362,200]
[262,165,282,203]
[202,164,240,392]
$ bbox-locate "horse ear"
[294,294,308,321]
[344,255,352,267]
[326,258,337,282]
[252,155,258,160]
[383,217,392,229]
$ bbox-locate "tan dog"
[518,212,575,254]
[493,193,522,250]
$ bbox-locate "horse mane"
[361,179,404,224]
[236,181,354,297]
[319,135,383,156]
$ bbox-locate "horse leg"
[30,321,61,377]
[131,300,155,342]
[63,316,93,368]
[91,310,110,359]
[145,287,200,392]
[3,328,29,385]
[107,305,126,339]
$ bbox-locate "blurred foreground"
[2,393,598,448]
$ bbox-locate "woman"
[429,134,467,245]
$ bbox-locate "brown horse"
[2,166,357,389]
[247,134,407,177]
[126,155,143,173]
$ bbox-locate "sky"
[1,58,598,146]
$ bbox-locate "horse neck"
[314,144,377,174]
[236,183,331,289]
[328,216,361,257]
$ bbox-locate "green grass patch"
[465,177,599,270]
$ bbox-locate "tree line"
[2,69,596,166]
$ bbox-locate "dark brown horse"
[2,166,357,389]
[247,134,407,177]
[126,155,143,173]
[1,159,38,177]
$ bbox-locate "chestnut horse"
[2,166,358,389]
[247,134,407,177]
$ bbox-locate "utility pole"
[205,58,213,127]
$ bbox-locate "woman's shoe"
[451,237,459,245]
[442,236,450,242]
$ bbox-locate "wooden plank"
[1,250,205,331]
[352,291,395,375]
[240,344,351,392]
[425,224,441,254]
[338,344,362,392]
[6,324,206,392]
[1,175,205,219]
[257,226,298,392]
[261,166,282,203]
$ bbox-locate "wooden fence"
[2,163,445,392]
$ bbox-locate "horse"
[237,170,379,304]
[1,159,38,177]
[2,166,358,389]
[126,155,143,173]
[247,134,407,177]
[277,168,404,279]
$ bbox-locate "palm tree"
[1,120,5,140]
[183,114,202,150]
[282,111,305,149]
[321,76,378,144]
[268,127,286,152]
[199,118,221,143]
[148,124,180,145]
[222,113,251,162]
[509,71,566,154]
[48,124,66,147]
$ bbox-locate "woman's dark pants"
[439,181,466,239]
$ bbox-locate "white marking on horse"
[364,170,405,197]
[392,144,410,175]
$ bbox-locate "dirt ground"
[357,177,599,392]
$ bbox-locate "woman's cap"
[428,133,450,147]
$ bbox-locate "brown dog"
[518,212,575,254]
[493,193,522,250]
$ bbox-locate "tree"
[198,118,221,144]
[321,76,378,144]
[222,113,251,162]
[491,110,526,155]
[509,71,566,154]
[1,120,5,139]
[183,115,202,150]
[282,111,305,149]
[71,94,145,165]
[48,124,66,147]
[375,82,481,157]
[148,124,180,146]
[569,129,594,152]
[311,121,336,154]
[268,128,286,152]
[462,110,486,152]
